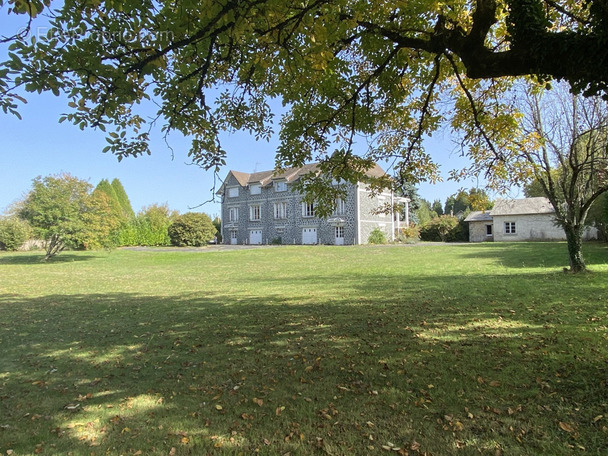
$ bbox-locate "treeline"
[0,174,220,259]
[404,188,493,242]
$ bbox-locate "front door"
[335,226,345,245]
[302,227,317,245]
[249,229,262,245]
[230,230,238,245]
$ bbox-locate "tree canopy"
[513,84,608,271]
[19,174,118,259]
[1,0,607,201]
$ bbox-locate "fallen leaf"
[253,397,263,407]
[215,405,223,411]
[275,406,285,416]
[169,447,176,456]
[559,422,575,433]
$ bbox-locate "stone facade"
[464,211,493,242]
[468,220,494,242]
[465,198,598,242]
[491,213,565,242]
[219,165,403,245]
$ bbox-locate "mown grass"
[0,243,607,455]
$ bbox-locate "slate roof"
[490,197,555,216]
[464,211,493,222]
[222,162,387,190]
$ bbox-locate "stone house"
[217,164,409,245]
[465,197,597,242]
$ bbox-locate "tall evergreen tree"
[94,179,125,222]
[111,179,135,219]
[431,200,444,216]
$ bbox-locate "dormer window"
[275,181,287,192]
[228,187,239,198]
[250,184,261,195]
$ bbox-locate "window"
[486,224,493,236]
[275,181,287,192]
[228,187,239,198]
[302,201,315,218]
[504,222,516,234]
[274,202,288,219]
[230,230,237,240]
[249,205,261,221]
[333,198,346,215]
[228,207,239,223]
[250,184,261,195]
[335,226,344,238]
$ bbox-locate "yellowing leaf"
[559,422,574,433]
[215,405,223,411]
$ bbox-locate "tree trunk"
[44,234,64,261]
[564,225,586,273]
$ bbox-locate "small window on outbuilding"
[486,224,493,236]
[504,222,516,234]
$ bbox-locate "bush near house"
[398,224,420,243]
[420,215,468,242]
[368,227,387,244]
[0,216,32,250]
[168,212,217,247]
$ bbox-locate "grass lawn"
[1,242,607,455]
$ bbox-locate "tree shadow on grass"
[1,268,607,456]
[449,241,608,269]
[0,253,99,265]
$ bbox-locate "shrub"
[368,228,387,244]
[398,224,420,243]
[117,204,176,246]
[212,217,222,243]
[168,212,216,247]
[420,215,460,242]
[0,216,32,251]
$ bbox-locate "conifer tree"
[111,179,135,219]
[94,179,125,222]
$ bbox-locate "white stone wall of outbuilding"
[492,214,565,241]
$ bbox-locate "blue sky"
[0,9,491,216]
